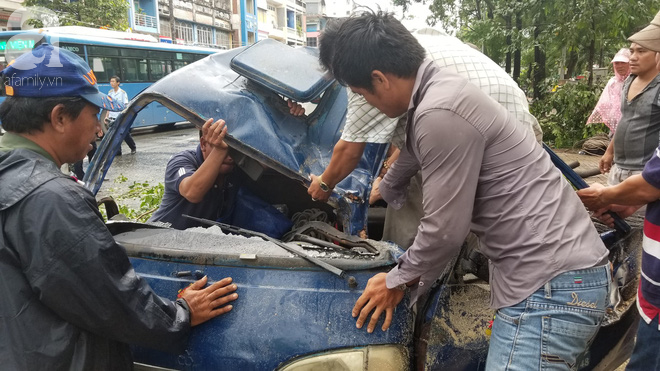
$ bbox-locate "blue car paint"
[128,258,414,370]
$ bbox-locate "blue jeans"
[486,265,610,370]
[626,316,660,371]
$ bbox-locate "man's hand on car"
[576,183,641,227]
[308,174,332,202]
[180,276,238,326]
[369,177,383,205]
[352,272,405,333]
[287,100,306,116]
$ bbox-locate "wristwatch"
[393,283,408,292]
[318,176,331,193]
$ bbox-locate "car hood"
[84,40,388,235]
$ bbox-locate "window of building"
[196,25,213,45]
[258,8,267,23]
[306,37,317,47]
[216,30,231,49]
[246,0,254,14]
[174,21,194,43]
[159,20,171,37]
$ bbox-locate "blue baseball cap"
[2,43,124,112]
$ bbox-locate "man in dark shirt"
[150,102,305,230]
[149,119,236,229]
[0,43,238,369]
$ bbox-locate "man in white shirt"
[107,75,136,155]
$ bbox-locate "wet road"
[94,123,199,208]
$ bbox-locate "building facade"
[304,0,324,47]
[256,0,305,46]
[157,0,233,48]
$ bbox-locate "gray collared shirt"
[380,59,608,309]
[613,73,660,171]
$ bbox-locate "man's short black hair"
[110,75,121,83]
[329,11,426,91]
[0,96,88,134]
[318,18,347,73]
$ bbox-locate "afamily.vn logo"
[4,73,63,90]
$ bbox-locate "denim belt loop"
[544,281,552,299]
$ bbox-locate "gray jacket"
[0,143,191,370]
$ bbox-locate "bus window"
[90,57,121,82]
[121,48,147,58]
[121,58,148,82]
[148,50,171,60]
[173,60,190,70]
[176,53,194,62]
[87,45,120,56]
[149,59,172,81]
[58,43,85,57]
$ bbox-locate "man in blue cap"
[0,43,239,369]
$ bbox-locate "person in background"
[0,44,238,369]
[579,11,660,371]
[599,41,660,185]
[586,48,631,134]
[107,75,136,155]
[327,12,610,370]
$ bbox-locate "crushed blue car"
[85,39,642,370]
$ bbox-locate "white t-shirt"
[106,87,129,119]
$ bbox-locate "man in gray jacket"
[0,43,238,369]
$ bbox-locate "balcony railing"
[134,13,158,29]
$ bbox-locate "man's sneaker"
[131,149,137,154]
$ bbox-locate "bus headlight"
[278,345,409,371]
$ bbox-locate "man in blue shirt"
[107,75,136,155]
[150,102,305,230]
[150,118,236,229]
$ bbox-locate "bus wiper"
[182,215,358,288]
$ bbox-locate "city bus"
[0,27,223,128]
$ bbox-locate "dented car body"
[86,39,641,370]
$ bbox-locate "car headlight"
[278,345,409,371]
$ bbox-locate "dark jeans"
[73,140,98,179]
[626,315,660,370]
[107,117,136,154]
[119,132,136,154]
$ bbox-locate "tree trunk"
[513,11,522,83]
[533,12,546,100]
[587,17,595,86]
[505,13,512,74]
[566,50,578,77]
